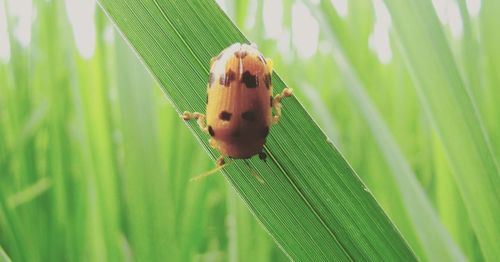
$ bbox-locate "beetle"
[182,43,292,169]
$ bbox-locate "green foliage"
[98,0,415,260]
[1,0,499,261]
[0,0,277,261]
[383,0,500,260]
[304,1,465,260]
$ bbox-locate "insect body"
[183,43,292,168]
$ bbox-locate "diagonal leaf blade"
[97,0,416,260]
[382,0,500,260]
[304,1,466,260]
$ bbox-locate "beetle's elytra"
[183,43,292,168]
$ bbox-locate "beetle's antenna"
[244,160,265,184]
[190,160,265,184]
[190,159,234,182]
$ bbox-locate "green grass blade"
[97,1,416,260]
[383,0,500,260]
[480,0,500,152]
[305,1,465,260]
[332,48,465,261]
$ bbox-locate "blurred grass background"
[0,0,498,261]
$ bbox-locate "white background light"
[7,0,35,48]
[65,0,96,59]
[329,0,348,18]
[432,0,464,39]
[466,0,481,17]
[291,1,319,59]
[0,0,11,62]
[369,0,392,64]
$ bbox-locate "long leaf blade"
[97,0,416,260]
[383,0,500,260]
[303,1,466,260]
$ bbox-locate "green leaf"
[97,0,416,260]
[382,0,500,260]
[304,1,465,260]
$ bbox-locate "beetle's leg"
[259,151,267,162]
[243,160,265,184]
[209,138,226,166]
[272,88,293,124]
[182,111,208,133]
[209,138,217,149]
[189,141,228,182]
[216,155,226,166]
[190,154,227,182]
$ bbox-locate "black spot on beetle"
[241,71,258,88]
[208,126,215,137]
[241,111,256,121]
[270,96,273,107]
[219,111,232,121]
[208,72,215,87]
[220,70,236,86]
[264,74,272,89]
[261,126,269,138]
